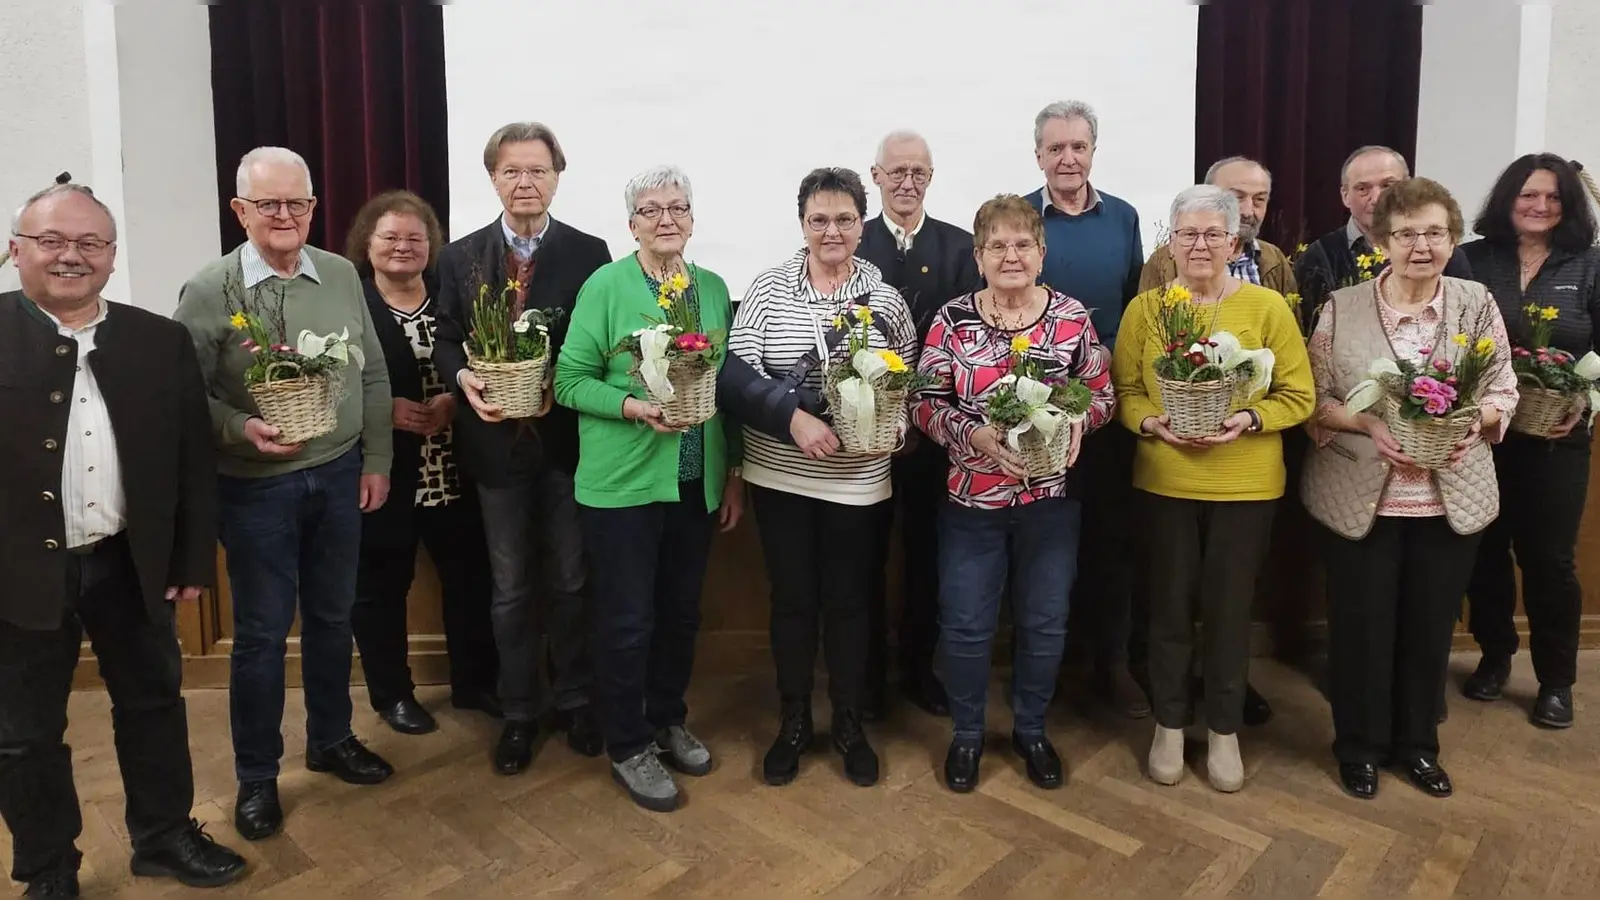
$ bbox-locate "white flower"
[512,319,531,334]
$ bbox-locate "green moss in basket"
[468,278,563,363]
[985,336,1091,431]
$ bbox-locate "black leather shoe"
[1392,757,1453,798]
[233,779,282,841]
[378,697,438,736]
[944,741,982,793]
[832,709,880,786]
[451,689,504,719]
[762,700,813,786]
[1462,654,1511,702]
[23,872,78,897]
[1338,763,1378,800]
[1242,684,1274,727]
[130,819,247,887]
[494,721,539,775]
[306,736,394,785]
[553,704,605,757]
[1011,732,1064,789]
[908,674,951,718]
[1532,686,1574,729]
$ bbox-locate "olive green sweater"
[174,243,392,479]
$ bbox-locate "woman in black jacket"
[345,191,499,733]
[1462,154,1600,728]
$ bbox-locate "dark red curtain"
[1195,0,1424,249]
[208,1,449,256]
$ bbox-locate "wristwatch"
[1245,409,1263,433]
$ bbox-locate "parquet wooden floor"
[7,653,1598,898]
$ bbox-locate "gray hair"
[623,165,694,215]
[482,121,568,174]
[9,182,119,241]
[236,147,314,197]
[875,130,932,166]
[1204,155,1272,188]
[1340,145,1409,185]
[1033,100,1099,149]
[1169,185,1241,234]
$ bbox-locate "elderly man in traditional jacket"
[0,182,246,896]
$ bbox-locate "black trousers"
[1139,492,1276,735]
[353,496,498,708]
[751,485,888,711]
[868,438,947,697]
[0,536,194,883]
[579,480,715,763]
[1324,516,1480,765]
[1467,435,1588,689]
[1069,425,1141,674]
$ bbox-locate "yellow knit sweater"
[1111,282,1315,501]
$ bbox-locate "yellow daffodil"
[1166,284,1192,304]
[1541,306,1559,321]
[877,349,908,372]
[1295,243,1309,255]
[1356,253,1373,269]
[1524,302,1541,316]
[1010,334,1033,354]
[832,315,845,329]
[507,279,522,292]
[657,296,673,310]
[1452,333,1468,347]
[1475,336,1494,355]
[855,306,874,326]
[669,272,689,293]
[1371,247,1387,263]
[229,312,247,329]
[1284,292,1302,308]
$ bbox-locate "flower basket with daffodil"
[823,304,931,454]
[467,277,564,419]
[610,266,725,427]
[1148,283,1276,438]
[229,307,365,445]
[984,334,1093,478]
[1343,326,1501,469]
[1509,304,1600,437]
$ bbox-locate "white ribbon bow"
[635,324,675,399]
[1344,358,1402,412]
[1198,331,1275,398]
[295,328,365,369]
[836,349,891,437]
[1003,376,1066,451]
[1575,351,1600,426]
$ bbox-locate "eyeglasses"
[805,213,861,233]
[1389,227,1453,247]
[883,167,931,186]
[240,198,314,218]
[496,166,555,184]
[1172,228,1234,248]
[12,232,114,256]
[981,239,1040,257]
[373,234,427,248]
[634,204,692,221]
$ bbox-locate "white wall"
[1546,0,1600,171]
[444,0,1198,296]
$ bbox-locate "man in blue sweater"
[1023,100,1149,718]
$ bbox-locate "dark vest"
[857,214,981,341]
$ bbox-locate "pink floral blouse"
[1308,271,1518,517]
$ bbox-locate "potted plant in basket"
[984,334,1093,478]
[823,304,931,454]
[1149,284,1275,438]
[1344,329,1500,469]
[1508,304,1600,437]
[466,277,563,419]
[611,267,724,427]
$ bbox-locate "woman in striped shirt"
[729,167,917,789]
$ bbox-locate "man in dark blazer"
[0,183,246,895]
[432,122,611,775]
[857,130,981,719]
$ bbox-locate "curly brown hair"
[343,190,444,278]
[972,193,1046,249]
[1372,177,1464,244]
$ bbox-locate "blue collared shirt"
[1024,184,1143,348]
[241,241,321,288]
[1228,241,1262,286]
[502,214,551,261]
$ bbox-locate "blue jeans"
[938,497,1081,744]
[218,449,362,782]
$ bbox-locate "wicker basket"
[1155,374,1234,438]
[649,359,718,428]
[1015,416,1079,479]
[827,385,907,454]
[469,354,547,419]
[1379,396,1477,469]
[248,375,338,444]
[1510,387,1577,438]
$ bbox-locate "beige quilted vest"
[1299,277,1502,538]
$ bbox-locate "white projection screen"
[444,0,1199,297]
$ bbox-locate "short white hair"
[235,146,314,197]
[1340,145,1409,185]
[1204,156,1272,189]
[10,182,119,241]
[1034,100,1099,148]
[623,165,693,215]
[1169,185,1241,234]
[875,130,932,166]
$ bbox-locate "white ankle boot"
[1148,726,1185,785]
[1207,730,1244,793]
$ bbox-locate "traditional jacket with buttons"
[0,291,217,630]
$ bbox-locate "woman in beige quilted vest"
[1301,177,1519,802]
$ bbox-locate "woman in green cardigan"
[554,165,743,814]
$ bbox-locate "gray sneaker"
[612,747,680,812]
[656,725,714,776]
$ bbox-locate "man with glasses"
[1141,157,1297,298]
[856,130,980,720]
[174,146,396,842]
[432,122,611,776]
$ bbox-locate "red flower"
[1165,341,1181,353]
[1445,376,1458,385]
[1431,358,1451,373]
[241,339,258,351]
[674,332,711,352]
[1513,347,1531,359]
[1186,351,1207,366]
[273,344,292,353]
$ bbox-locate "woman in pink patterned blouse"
[912,194,1115,794]
[1302,177,1517,802]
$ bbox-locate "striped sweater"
[729,249,918,505]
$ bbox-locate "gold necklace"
[982,290,1032,331]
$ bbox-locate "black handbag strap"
[778,290,892,389]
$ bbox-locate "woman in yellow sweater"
[1112,185,1314,792]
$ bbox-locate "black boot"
[1462,654,1511,701]
[832,709,880,786]
[1532,686,1574,728]
[762,699,813,786]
